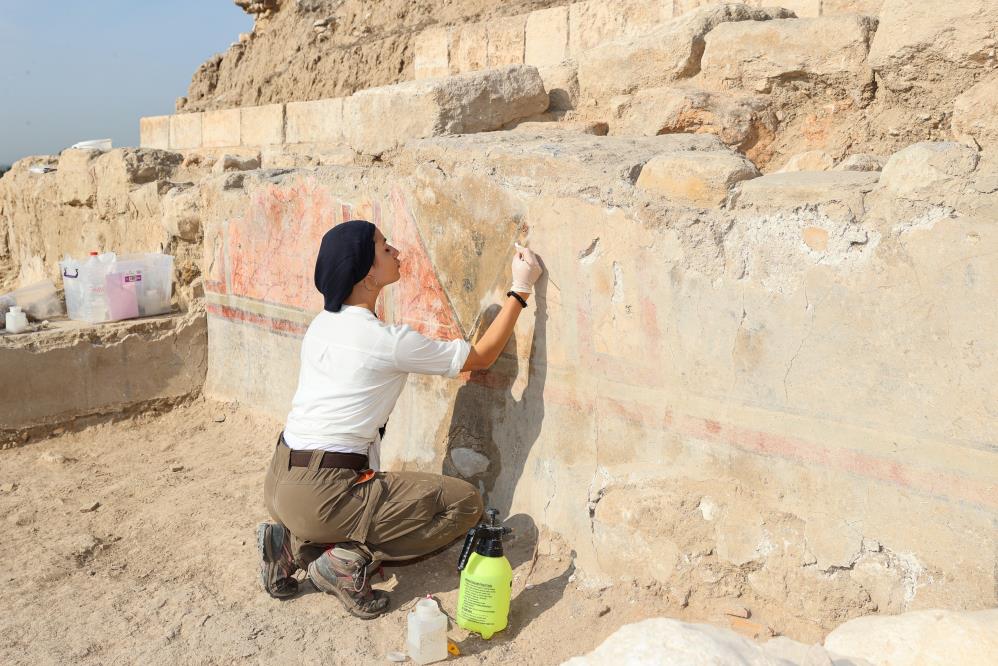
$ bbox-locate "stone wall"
[193,131,997,638]
[414,0,884,79]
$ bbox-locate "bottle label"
[458,578,497,625]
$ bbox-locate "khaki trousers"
[264,437,483,564]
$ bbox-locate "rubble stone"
[777,150,835,172]
[868,0,998,98]
[636,150,760,207]
[952,75,998,152]
[609,86,777,159]
[834,154,887,172]
[734,171,879,220]
[342,65,548,155]
[577,4,792,100]
[700,16,878,96]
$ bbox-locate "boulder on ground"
[609,86,777,162]
[824,608,998,666]
[636,150,760,207]
[952,75,998,152]
[700,16,878,99]
[577,4,792,100]
[343,65,549,155]
[867,0,998,99]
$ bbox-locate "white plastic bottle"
[81,251,108,322]
[406,598,448,665]
[5,306,28,333]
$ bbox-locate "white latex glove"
[511,243,543,294]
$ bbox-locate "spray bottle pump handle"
[456,526,479,572]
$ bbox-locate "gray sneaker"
[307,545,389,619]
[257,522,300,599]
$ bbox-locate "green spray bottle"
[455,508,513,639]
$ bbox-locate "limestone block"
[952,75,998,152]
[824,609,998,666]
[170,113,203,150]
[609,86,777,160]
[139,116,170,150]
[342,65,548,155]
[414,27,449,80]
[450,22,487,74]
[577,4,792,100]
[525,6,569,67]
[161,186,202,243]
[486,15,526,68]
[734,171,880,220]
[202,109,240,148]
[877,141,980,206]
[777,150,835,172]
[868,0,998,96]
[700,16,877,94]
[823,0,884,15]
[538,61,579,112]
[563,618,784,665]
[240,104,284,146]
[834,154,886,172]
[568,0,671,56]
[56,149,101,206]
[285,98,344,144]
[636,151,760,207]
[213,154,261,173]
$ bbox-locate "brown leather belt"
[281,435,369,470]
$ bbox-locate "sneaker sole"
[257,523,298,599]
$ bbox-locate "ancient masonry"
[1,0,996,639]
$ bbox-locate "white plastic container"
[0,280,62,321]
[407,598,448,665]
[60,252,173,323]
[5,306,28,333]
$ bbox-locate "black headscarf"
[314,220,377,313]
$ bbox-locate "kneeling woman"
[258,220,543,618]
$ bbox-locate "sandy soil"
[0,399,735,665]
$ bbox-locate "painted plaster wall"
[199,141,996,633]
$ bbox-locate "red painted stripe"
[206,302,308,337]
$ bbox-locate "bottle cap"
[89,251,99,256]
[9,306,21,314]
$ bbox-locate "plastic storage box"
[60,252,173,323]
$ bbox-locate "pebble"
[386,652,407,663]
[598,605,611,617]
[0,482,16,493]
[171,465,184,473]
[39,451,67,464]
[213,414,227,423]
[80,501,101,513]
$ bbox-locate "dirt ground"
[0,398,760,665]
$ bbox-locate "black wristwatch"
[507,291,528,308]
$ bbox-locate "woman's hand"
[511,243,543,294]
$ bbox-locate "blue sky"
[0,1,252,165]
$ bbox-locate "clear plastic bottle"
[81,251,108,323]
[406,598,448,664]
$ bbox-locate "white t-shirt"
[283,305,470,470]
